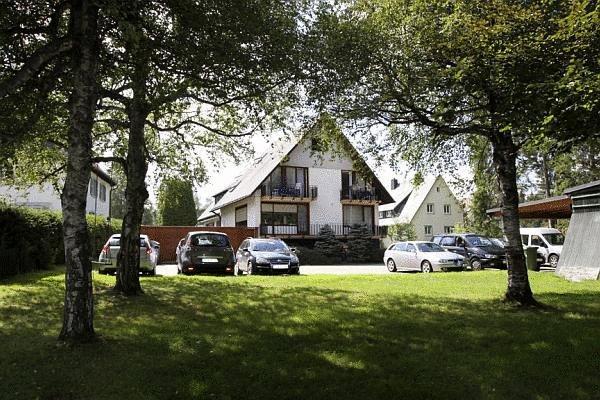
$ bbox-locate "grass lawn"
[0,269,599,400]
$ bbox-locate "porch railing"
[259,223,382,237]
[340,187,378,201]
[261,184,318,199]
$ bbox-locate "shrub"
[295,246,339,265]
[0,203,122,278]
[387,222,417,241]
[347,224,377,263]
[313,224,342,260]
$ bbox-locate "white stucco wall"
[282,138,354,171]
[411,178,464,240]
[220,190,261,227]
[0,171,113,217]
[309,168,344,226]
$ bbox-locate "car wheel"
[470,258,483,271]
[149,268,156,276]
[421,260,433,273]
[247,261,254,275]
[386,258,397,272]
[548,254,559,268]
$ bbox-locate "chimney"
[390,178,399,190]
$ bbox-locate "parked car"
[432,233,507,270]
[520,227,565,268]
[176,231,236,275]
[384,241,464,273]
[98,234,157,275]
[234,237,300,275]
[490,237,507,248]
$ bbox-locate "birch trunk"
[59,0,99,342]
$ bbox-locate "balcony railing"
[259,223,382,237]
[340,187,378,201]
[261,184,318,199]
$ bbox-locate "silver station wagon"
[98,234,158,275]
[384,241,465,273]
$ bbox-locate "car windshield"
[465,235,493,247]
[543,233,565,245]
[190,234,230,247]
[416,242,445,252]
[252,240,289,252]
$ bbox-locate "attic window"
[436,187,440,192]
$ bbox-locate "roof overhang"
[486,195,572,219]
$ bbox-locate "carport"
[487,180,600,281]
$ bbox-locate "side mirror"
[241,247,249,253]
[290,247,297,253]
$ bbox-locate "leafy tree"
[347,224,375,263]
[309,0,600,306]
[387,222,416,242]
[314,224,342,258]
[157,178,197,226]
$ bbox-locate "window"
[394,243,407,252]
[521,235,529,245]
[436,187,440,192]
[190,233,230,247]
[261,203,308,230]
[443,204,451,214]
[424,225,433,235]
[379,212,384,219]
[441,236,456,246]
[235,205,247,227]
[531,235,545,247]
[262,166,308,196]
[89,177,98,198]
[426,203,434,214]
[99,184,107,202]
[343,205,373,226]
[444,226,454,234]
[406,243,416,252]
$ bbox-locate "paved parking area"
[156,263,555,276]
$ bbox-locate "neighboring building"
[0,164,116,218]
[198,134,394,239]
[379,175,464,242]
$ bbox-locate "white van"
[520,227,565,268]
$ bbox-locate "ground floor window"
[235,205,247,227]
[444,226,454,233]
[424,225,433,235]
[343,205,374,227]
[261,203,308,234]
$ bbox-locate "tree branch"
[92,156,127,168]
[0,37,73,98]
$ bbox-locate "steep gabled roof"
[380,175,443,222]
[210,133,393,211]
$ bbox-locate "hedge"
[0,203,122,278]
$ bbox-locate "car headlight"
[484,253,497,259]
[255,257,269,264]
[291,256,299,263]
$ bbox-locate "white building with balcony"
[197,134,394,238]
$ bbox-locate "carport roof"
[486,195,572,219]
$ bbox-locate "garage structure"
[487,180,600,281]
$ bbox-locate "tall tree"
[0,0,101,341]
[157,178,197,226]
[309,0,600,305]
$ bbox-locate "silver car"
[384,241,465,273]
[97,234,158,275]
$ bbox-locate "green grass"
[1,269,599,400]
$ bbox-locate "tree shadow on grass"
[0,272,599,400]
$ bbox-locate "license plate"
[272,264,289,269]
[201,258,219,263]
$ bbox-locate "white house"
[0,164,116,218]
[197,135,394,238]
[379,175,464,242]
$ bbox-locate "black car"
[176,231,236,275]
[234,238,300,275]
[432,233,507,270]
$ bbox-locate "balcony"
[259,223,382,238]
[340,187,379,204]
[261,184,318,202]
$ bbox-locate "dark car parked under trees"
[235,238,300,275]
[176,232,236,275]
[432,233,507,270]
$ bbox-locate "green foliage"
[0,203,122,277]
[157,178,197,226]
[313,225,343,260]
[347,224,376,263]
[295,246,339,265]
[387,222,416,241]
